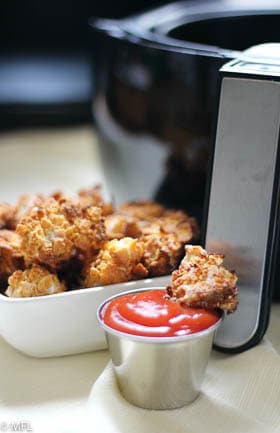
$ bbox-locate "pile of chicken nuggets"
[0,186,199,297]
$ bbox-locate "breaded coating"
[6,264,66,297]
[138,210,198,276]
[0,193,50,230]
[52,185,113,216]
[117,200,164,219]
[83,237,148,287]
[63,203,106,253]
[162,210,200,242]
[91,206,200,284]
[77,185,113,216]
[17,198,106,269]
[14,194,47,225]
[166,245,238,313]
[0,187,201,295]
[0,203,16,229]
[105,214,142,239]
[105,206,199,245]
[142,210,199,243]
[0,230,24,281]
[141,232,184,277]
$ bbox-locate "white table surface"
[0,127,279,433]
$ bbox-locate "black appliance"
[90,0,280,221]
[90,0,280,351]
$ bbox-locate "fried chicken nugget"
[141,231,184,277]
[117,200,164,219]
[104,200,162,239]
[166,245,238,313]
[105,214,142,240]
[138,210,198,276]
[0,193,50,231]
[104,200,162,240]
[0,230,25,281]
[14,194,47,224]
[52,185,113,216]
[17,198,106,269]
[77,185,113,216]
[162,210,200,242]
[83,237,148,287]
[142,210,199,243]
[6,264,66,297]
[104,207,199,277]
[65,203,106,253]
[105,204,198,244]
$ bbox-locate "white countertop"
[0,126,279,433]
[0,126,106,203]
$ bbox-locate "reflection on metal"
[206,44,280,351]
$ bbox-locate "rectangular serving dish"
[0,276,170,358]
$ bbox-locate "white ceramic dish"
[0,276,170,358]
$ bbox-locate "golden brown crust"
[6,264,66,297]
[166,245,238,313]
[14,194,48,225]
[139,210,198,276]
[104,205,199,277]
[105,205,198,265]
[66,204,106,253]
[0,193,51,230]
[1,188,200,296]
[0,230,25,281]
[105,214,142,240]
[83,237,148,287]
[16,198,106,269]
[52,185,114,216]
[141,233,184,277]
[117,200,164,219]
[77,185,114,216]
[162,210,200,242]
[142,210,199,243]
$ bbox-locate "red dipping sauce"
[101,289,220,338]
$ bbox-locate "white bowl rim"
[0,276,170,304]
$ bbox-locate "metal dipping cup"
[97,287,223,410]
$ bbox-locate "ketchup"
[101,289,220,337]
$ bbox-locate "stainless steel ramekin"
[97,287,223,410]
